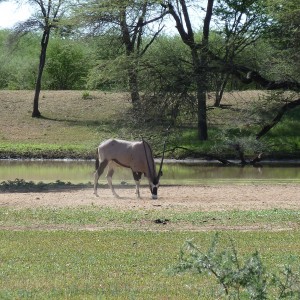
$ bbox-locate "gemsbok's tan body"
[94,139,165,199]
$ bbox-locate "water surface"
[0,160,299,185]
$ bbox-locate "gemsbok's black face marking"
[93,139,166,200]
[149,177,160,199]
[151,185,159,199]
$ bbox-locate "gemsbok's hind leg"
[106,163,119,198]
[94,160,108,197]
[132,171,142,198]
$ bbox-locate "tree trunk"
[192,49,208,140]
[128,65,140,105]
[32,29,50,118]
[214,74,229,107]
[197,83,208,140]
[119,9,141,106]
[164,0,213,140]
[196,0,213,140]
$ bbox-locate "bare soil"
[1,184,300,232]
[1,184,300,212]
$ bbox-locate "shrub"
[173,233,300,299]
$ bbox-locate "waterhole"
[1,160,299,185]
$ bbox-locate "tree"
[13,0,70,117]
[139,35,194,126]
[75,0,166,105]
[211,0,269,106]
[163,0,214,141]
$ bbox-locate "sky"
[0,1,181,33]
[0,1,33,29]
[0,1,202,32]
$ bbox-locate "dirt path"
[1,184,300,212]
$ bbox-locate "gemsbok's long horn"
[142,137,153,179]
[157,141,166,180]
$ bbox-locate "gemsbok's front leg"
[132,171,142,199]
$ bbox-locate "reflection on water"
[0,160,300,185]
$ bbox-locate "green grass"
[1,230,300,299]
[0,206,299,231]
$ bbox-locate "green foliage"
[137,35,196,125]
[86,55,128,90]
[45,38,92,89]
[212,134,267,158]
[81,90,91,99]
[204,90,300,159]
[141,35,192,92]
[85,35,127,90]
[174,233,300,299]
[0,32,95,90]
[0,32,39,89]
[266,0,300,51]
[271,262,300,299]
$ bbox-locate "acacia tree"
[119,1,166,105]
[212,0,269,107]
[231,0,300,141]
[163,0,214,140]
[13,0,69,117]
[76,0,167,105]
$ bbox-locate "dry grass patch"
[0,90,131,145]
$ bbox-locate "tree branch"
[256,98,300,139]
[205,49,300,92]
[243,70,300,91]
[228,66,300,91]
[140,26,164,56]
[162,2,196,49]
[164,146,262,166]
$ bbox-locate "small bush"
[173,233,300,299]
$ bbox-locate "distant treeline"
[1,29,298,92]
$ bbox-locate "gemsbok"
[93,138,165,199]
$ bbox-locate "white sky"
[0,1,203,32]
[0,1,33,29]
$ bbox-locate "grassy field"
[1,228,300,299]
[0,90,299,159]
[0,204,300,298]
[1,90,300,299]
[1,206,300,230]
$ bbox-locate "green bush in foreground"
[174,233,300,299]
